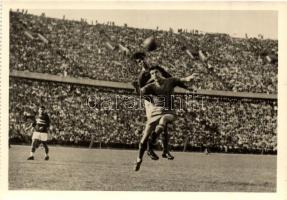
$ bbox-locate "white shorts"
[144,100,154,121]
[32,131,48,141]
[148,113,176,125]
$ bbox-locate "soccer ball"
[142,36,158,51]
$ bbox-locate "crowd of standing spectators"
[9,78,277,154]
[10,10,277,93]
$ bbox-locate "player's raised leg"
[155,114,175,135]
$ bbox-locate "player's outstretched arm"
[179,73,197,82]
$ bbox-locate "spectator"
[10,11,277,94]
[9,78,277,154]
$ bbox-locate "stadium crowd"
[9,78,277,154]
[10,10,277,94]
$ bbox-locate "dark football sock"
[161,126,169,154]
[147,131,158,151]
[138,142,147,160]
[42,142,49,154]
[31,140,40,153]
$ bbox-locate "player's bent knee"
[159,114,175,126]
[155,124,165,134]
[165,114,175,122]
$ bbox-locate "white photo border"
[1,1,287,200]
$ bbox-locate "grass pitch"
[9,145,276,192]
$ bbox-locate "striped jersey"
[32,113,50,133]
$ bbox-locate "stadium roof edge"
[10,70,277,100]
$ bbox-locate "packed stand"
[9,78,277,154]
[10,10,277,94]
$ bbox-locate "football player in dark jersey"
[134,66,196,171]
[27,106,50,160]
[136,60,172,161]
[137,63,189,161]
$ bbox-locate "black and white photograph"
[1,1,287,200]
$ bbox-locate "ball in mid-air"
[142,36,158,51]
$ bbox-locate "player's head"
[132,52,150,71]
[135,58,145,69]
[149,66,165,82]
[132,52,146,66]
[38,106,45,115]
